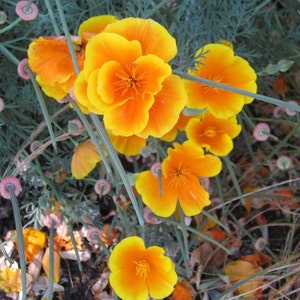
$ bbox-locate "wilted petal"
[71,140,104,179]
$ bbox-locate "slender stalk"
[174,71,300,112]
[90,114,144,227]
[55,0,80,74]
[27,68,57,150]
[178,206,191,278]
[7,184,27,300]
[68,97,113,175]
[48,222,55,300]
[0,42,20,65]
[45,0,61,36]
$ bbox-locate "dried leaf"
[224,260,264,297]
[240,251,272,267]
[170,281,193,300]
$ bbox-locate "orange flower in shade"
[74,18,187,138]
[224,260,264,298]
[135,141,222,217]
[15,228,46,263]
[27,15,117,101]
[185,112,241,156]
[109,236,177,300]
[107,131,147,156]
[71,139,106,179]
[185,43,257,118]
[160,111,195,142]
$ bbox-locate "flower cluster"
[26,14,258,300]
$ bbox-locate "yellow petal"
[108,132,147,156]
[104,17,177,62]
[42,247,61,283]
[71,139,104,179]
[0,268,32,293]
[78,15,118,38]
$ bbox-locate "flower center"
[168,165,192,188]
[133,260,150,280]
[203,126,218,138]
[115,64,146,99]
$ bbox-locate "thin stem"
[68,97,113,175]
[7,184,27,300]
[178,206,191,278]
[27,68,57,150]
[174,71,300,112]
[90,113,145,227]
[0,42,20,65]
[0,17,22,35]
[45,0,61,36]
[48,222,55,300]
[55,0,80,74]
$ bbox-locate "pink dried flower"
[273,106,285,118]
[276,155,292,170]
[253,123,271,141]
[150,162,162,177]
[17,58,31,80]
[68,119,84,136]
[0,177,22,199]
[43,213,62,229]
[86,227,102,244]
[143,207,162,224]
[199,177,210,190]
[15,1,38,21]
[285,100,299,117]
[0,97,5,112]
[94,179,111,195]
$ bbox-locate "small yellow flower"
[135,141,222,217]
[186,112,241,156]
[185,43,257,118]
[109,236,177,300]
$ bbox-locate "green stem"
[48,222,54,300]
[45,0,61,36]
[68,97,113,175]
[7,184,27,300]
[0,17,22,35]
[55,0,80,74]
[90,114,144,227]
[174,71,300,112]
[27,68,57,151]
[0,42,20,65]
[178,206,191,278]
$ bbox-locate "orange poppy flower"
[70,139,106,179]
[27,15,117,101]
[15,228,46,263]
[109,236,177,300]
[74,18,187,137]
[185,43,257,118]
[185,112,241,156]
[135,141,222,217]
